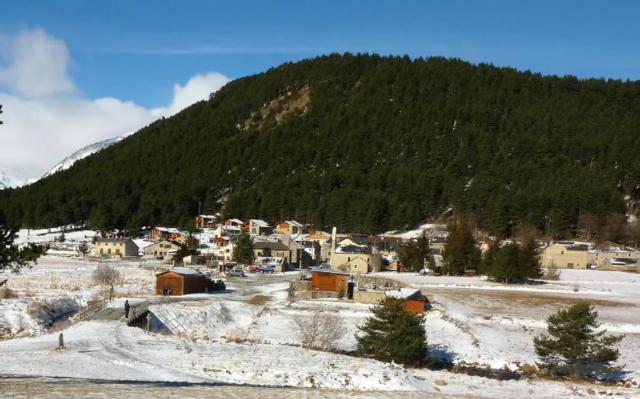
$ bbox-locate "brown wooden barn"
[309,270,349,292]
[156,267,211,296]
[386,288,428,314]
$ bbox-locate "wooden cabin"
[309,270,349,292]
[385,288,428,314]
[156,267,210,296]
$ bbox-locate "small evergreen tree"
[519,238,542,278]
[534,302,623,378]
[233,231,255,265]
[478,240,499,275]
[399,232,434,272]
[442,221,480,275]
[0,213,48,288]
[485,240,542,282]
[357,297,427,366]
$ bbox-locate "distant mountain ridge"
[42,135,126,179]
[2,54,640,237]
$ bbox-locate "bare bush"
[0,286,18,299]
[92,264,121,300]
[542,267,561,281]
[293,310,345,350]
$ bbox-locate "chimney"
[330,226,337,268]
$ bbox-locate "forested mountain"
[2,53,640,238]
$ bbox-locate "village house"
[144,240,181,260]
[249,219,272,235]
[95,238,138,258]
[275,220,304,235]
[195,214,217,229]
[541,242,593,269]
[149,227,184,242]
[591,242,640,271]
[209,224,241,240]
[224,218,244,227]
[210,238,234,263]
[330,244,382,274]
[155,267,212,296]
[253,240,297,264]
[293,235,323,265]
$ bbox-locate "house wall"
[96,240,138,257]
[353,290,386,304]
[330,252,382,273]
[156,273,184,295]
[541,244,591,269]
[404,299,426,314]
[182,274,209,294]
[310,272,348,292]
[144,241,180,260]
[592,251,640,269]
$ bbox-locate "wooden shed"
[386,288,428,314]
[156,267,210,296]
[310,270,349,292]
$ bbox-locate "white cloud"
[151,72,230,117]
[0,29,231,185]
[0,29,75,98]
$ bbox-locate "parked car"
[227,268,245,277]
[261,266,275,274]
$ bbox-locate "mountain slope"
[2,54,640,237]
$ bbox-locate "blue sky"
[2,1,640,108]
[1,1,640,182]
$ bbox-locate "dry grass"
[247,295,271,305]
[0,287,18,299]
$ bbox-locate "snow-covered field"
[377,270,640,381]
[0,255,157,338]
[1,254,640,397]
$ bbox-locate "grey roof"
[255,241,290,251]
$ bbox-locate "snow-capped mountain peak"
[42,135,127,179]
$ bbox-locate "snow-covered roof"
[336,244,368,254]
[285,220,303,228]
[154,227,181,233]
[169,267,203,276]
[385,288,424,300]
[198,214,217,219]
[250,219,270,227]
[227,218,244,225]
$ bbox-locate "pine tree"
[399,232,434,272]
[478,240,499,275]
[232,231,255,265]
[534,303,623,378]
[442,221,480,275]
[357,297,427,366]
[519,238,542,279]
[0,212,47,288]
[485,240,542,282]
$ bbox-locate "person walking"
[124,299,130,318]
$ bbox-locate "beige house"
[330,246,382,274]
[591,243,640,271]
[541,242,592,269]
[144,240,181,260]
[96,238,138,258]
